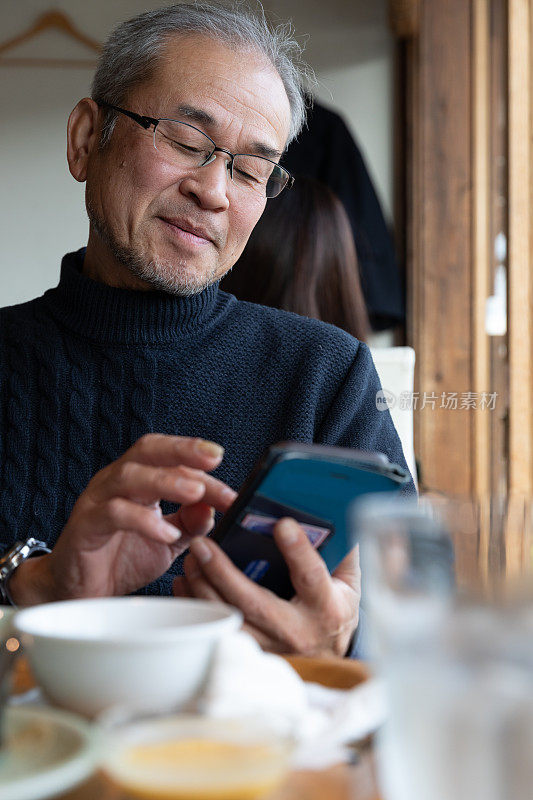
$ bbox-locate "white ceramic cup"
[14,597,242,717]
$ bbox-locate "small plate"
[0,605,15,639]
[0,705,97,800]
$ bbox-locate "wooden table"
[12,655,382,800]
[54,756,379,800]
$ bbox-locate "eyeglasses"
[98,103,294,199]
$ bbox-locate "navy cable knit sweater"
[0,249,413,597]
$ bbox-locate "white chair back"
[369,346,417,488]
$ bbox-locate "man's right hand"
[8,434,237,606]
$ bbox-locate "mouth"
[158,217,215,247]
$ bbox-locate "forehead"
[128,33,291,151]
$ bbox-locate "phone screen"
[214,449,406,599]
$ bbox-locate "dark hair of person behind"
[221,176,370,341]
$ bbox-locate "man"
[0,3,413,657]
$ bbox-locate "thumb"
[166,502,215,541]
[332,544,361,593]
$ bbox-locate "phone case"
[212,442,409,599]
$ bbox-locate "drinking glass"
[351,494,533,800]
[378,600,533,800]
[353,494,533,658]
[353,494,456,661]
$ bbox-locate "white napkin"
[197,631,387,769]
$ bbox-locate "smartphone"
[212,442,409,599]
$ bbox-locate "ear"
[67,98,101,182]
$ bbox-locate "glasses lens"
[266,165,289,198]
[152,120,290,199]
[233,156,288,198]
[154,120,213,165]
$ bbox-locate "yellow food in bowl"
[102,717,291,800]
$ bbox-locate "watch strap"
[0,538,51,607]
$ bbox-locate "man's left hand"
[172,518,360,657]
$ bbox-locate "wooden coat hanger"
[0,9,101,68]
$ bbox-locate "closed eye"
[235,167,261,182]
[160,133,204,155]
[171,140,203,154]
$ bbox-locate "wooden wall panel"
[473,0,492,582]
[398,0,533,579]
[389,0,420,37]
[508,0,533,498]
[410,0,474,494]
[473,0,491,501]
[506,0,533,576]
[487,0,509,502]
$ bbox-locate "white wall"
[273,0,394,219]
[0,0,393,307]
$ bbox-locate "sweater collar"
[43,248,225,344]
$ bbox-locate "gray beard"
[86,197,219,297]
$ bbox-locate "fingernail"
[150,502,163,517]
[205,507,216,533]
[277,519,299,545]
[176,478,205,494]
[222,486,237,502]
[190,538,212,564]
[195,440,224,459]
[163,524,181,543]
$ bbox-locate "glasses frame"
[98,102,294,198]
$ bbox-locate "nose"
[179,151,231,212]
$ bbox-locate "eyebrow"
[172,104,283,160]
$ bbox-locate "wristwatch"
[0,538,51,606]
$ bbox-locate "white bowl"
[13,597,242,718]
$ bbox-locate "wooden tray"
[285,655,371,689]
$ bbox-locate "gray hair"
[91,2,313,147]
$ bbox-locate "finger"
[165,503,215,540]
[91,462,207,506]
[174,467,236,511]
[184,553,226,602]
[92,461,236,511]
[124,433,226,471]
[188,538,288,633]
[273,518,333,607]
[332,544,361,594]
[72,497,182,548]
[161,467,236,513]
[172,575,192,598]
